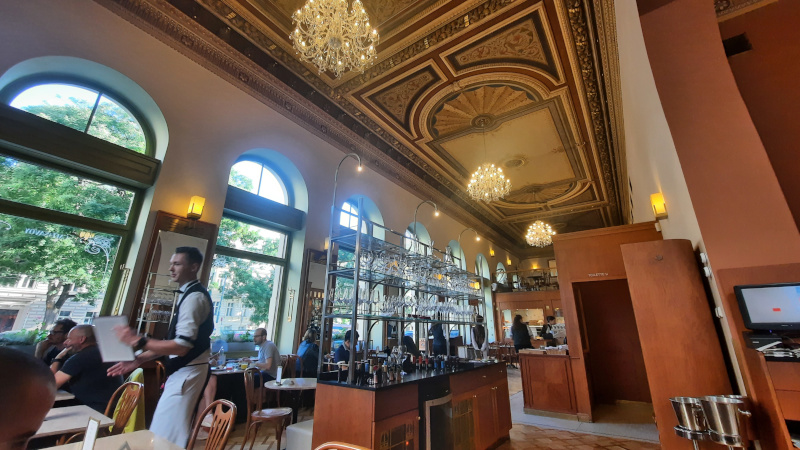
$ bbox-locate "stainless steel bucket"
[700,396,752,447]
[670,397,707,432]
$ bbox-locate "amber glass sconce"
[650,193,668,219]
[187,196,206,220]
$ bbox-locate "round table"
[264,378,317,423]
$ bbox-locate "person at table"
[49,325,123,413]
[35,318,77,366]
[109,246,213,448]
[471,315,489,359]
[430,323,447,356]
[334,329,359,369]
[296,328,320,377]
[511,314,533,352]
[251,327,280,381]
[0,347,56,450]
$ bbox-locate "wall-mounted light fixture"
[506,257,512,266]
[489,248,495,257]
[187,196,206,220]
[650,192,668,219]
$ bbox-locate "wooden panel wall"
[715,263,800,450]
[574,280,651,404]
[552,222,661,420]
[622,240,732,449]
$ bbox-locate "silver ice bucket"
[700,395,752,447]
[670,397,708,442]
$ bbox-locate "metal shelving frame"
[317,196,488,384]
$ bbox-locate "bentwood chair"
[186,399,237,450]
[154,360,166,394]
[314,442,371,450]
[241,367,292,450]
[61,381,144,444]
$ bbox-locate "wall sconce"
[506,257,512,266]
[187,196,205,220]
[489,248,495,257]
[650,192,668,219]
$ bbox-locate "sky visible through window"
[229,160,287,205]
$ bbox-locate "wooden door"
[474,384,497,450]
[452,392,476,450]
[373,409,419,450]
[622,239,732,450]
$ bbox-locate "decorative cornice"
[563,0,622,223]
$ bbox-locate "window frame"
[229,159,289,206]
[0,75,155,157]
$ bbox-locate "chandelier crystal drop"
[525,220,556,247]
[290,0,379,78]
[467,163,511,202]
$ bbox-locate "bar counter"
[519,350,577,416]
[312,361,512,450]
[317,360,500,390]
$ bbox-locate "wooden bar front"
[312,363,511,450]
[519,352,576,415]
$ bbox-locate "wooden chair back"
[186,399,236,450]
[243,367,264,415]
[314,442,371,450]
[154,360,166,393]
[284,354,301,378]
[103,381,144,435]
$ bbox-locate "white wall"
[0,0,519,352]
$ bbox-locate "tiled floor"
[196,368,662,450]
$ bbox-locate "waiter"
[109,246,213,447]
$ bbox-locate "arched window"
[229,160,288,205]
[496,262,508,284]
[7,82,148,154]
[340,201,360,231]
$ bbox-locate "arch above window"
[0,56,168,158]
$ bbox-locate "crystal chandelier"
[525,220,556,247]
[467,118,511,202]
[290,0,379,78]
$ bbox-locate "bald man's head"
[0,348,56,449]
[64,324,96,353]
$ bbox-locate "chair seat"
[286,420,313,450]
[253,407,293,419]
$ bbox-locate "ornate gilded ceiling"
[96,0,631,258]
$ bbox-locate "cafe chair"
[186,399,236,450]
[314,442,371,450]
[241,367,292,450]
[61,381,144,444]
[155,360,166,394]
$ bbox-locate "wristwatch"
[135,336,149,351]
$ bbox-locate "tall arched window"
[7,82,149,154]
[340,202,360,231]
[0,61,165,330]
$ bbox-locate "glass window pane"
[258,167,288,205]
[0,213,121,328]
[87,95,147,153]
[229,161,261,195]
[10,83,98,133]
[216,217,287,258]
[209,255,283,332]
[0,155,135,225]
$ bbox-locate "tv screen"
[735,282,800,331]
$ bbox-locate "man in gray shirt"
[252,327,280,381]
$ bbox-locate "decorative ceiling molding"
[714,0,777,21]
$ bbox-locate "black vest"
[164,280,213,376]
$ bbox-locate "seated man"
[252,327,280,381]
[334,330,359,371]
[0,348,56,450]
[51,325,123,413]
[35,318,77,366]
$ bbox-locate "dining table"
[54,390,75,402]
[40,429,184,449]
[34,405,114,439]
[264,378,317,424]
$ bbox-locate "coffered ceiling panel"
[99,0,630,258]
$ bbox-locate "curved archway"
[236,149,309,213]
[447,240,467,271]
[341,194,385,241]
[0,56,169,158]
[405,222,432,254]
[496,262,508,284]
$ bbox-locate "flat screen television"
[734,282,800,331]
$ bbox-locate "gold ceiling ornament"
[525,220,556,247]
[290,0,379,78]
[467,117,511,202]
